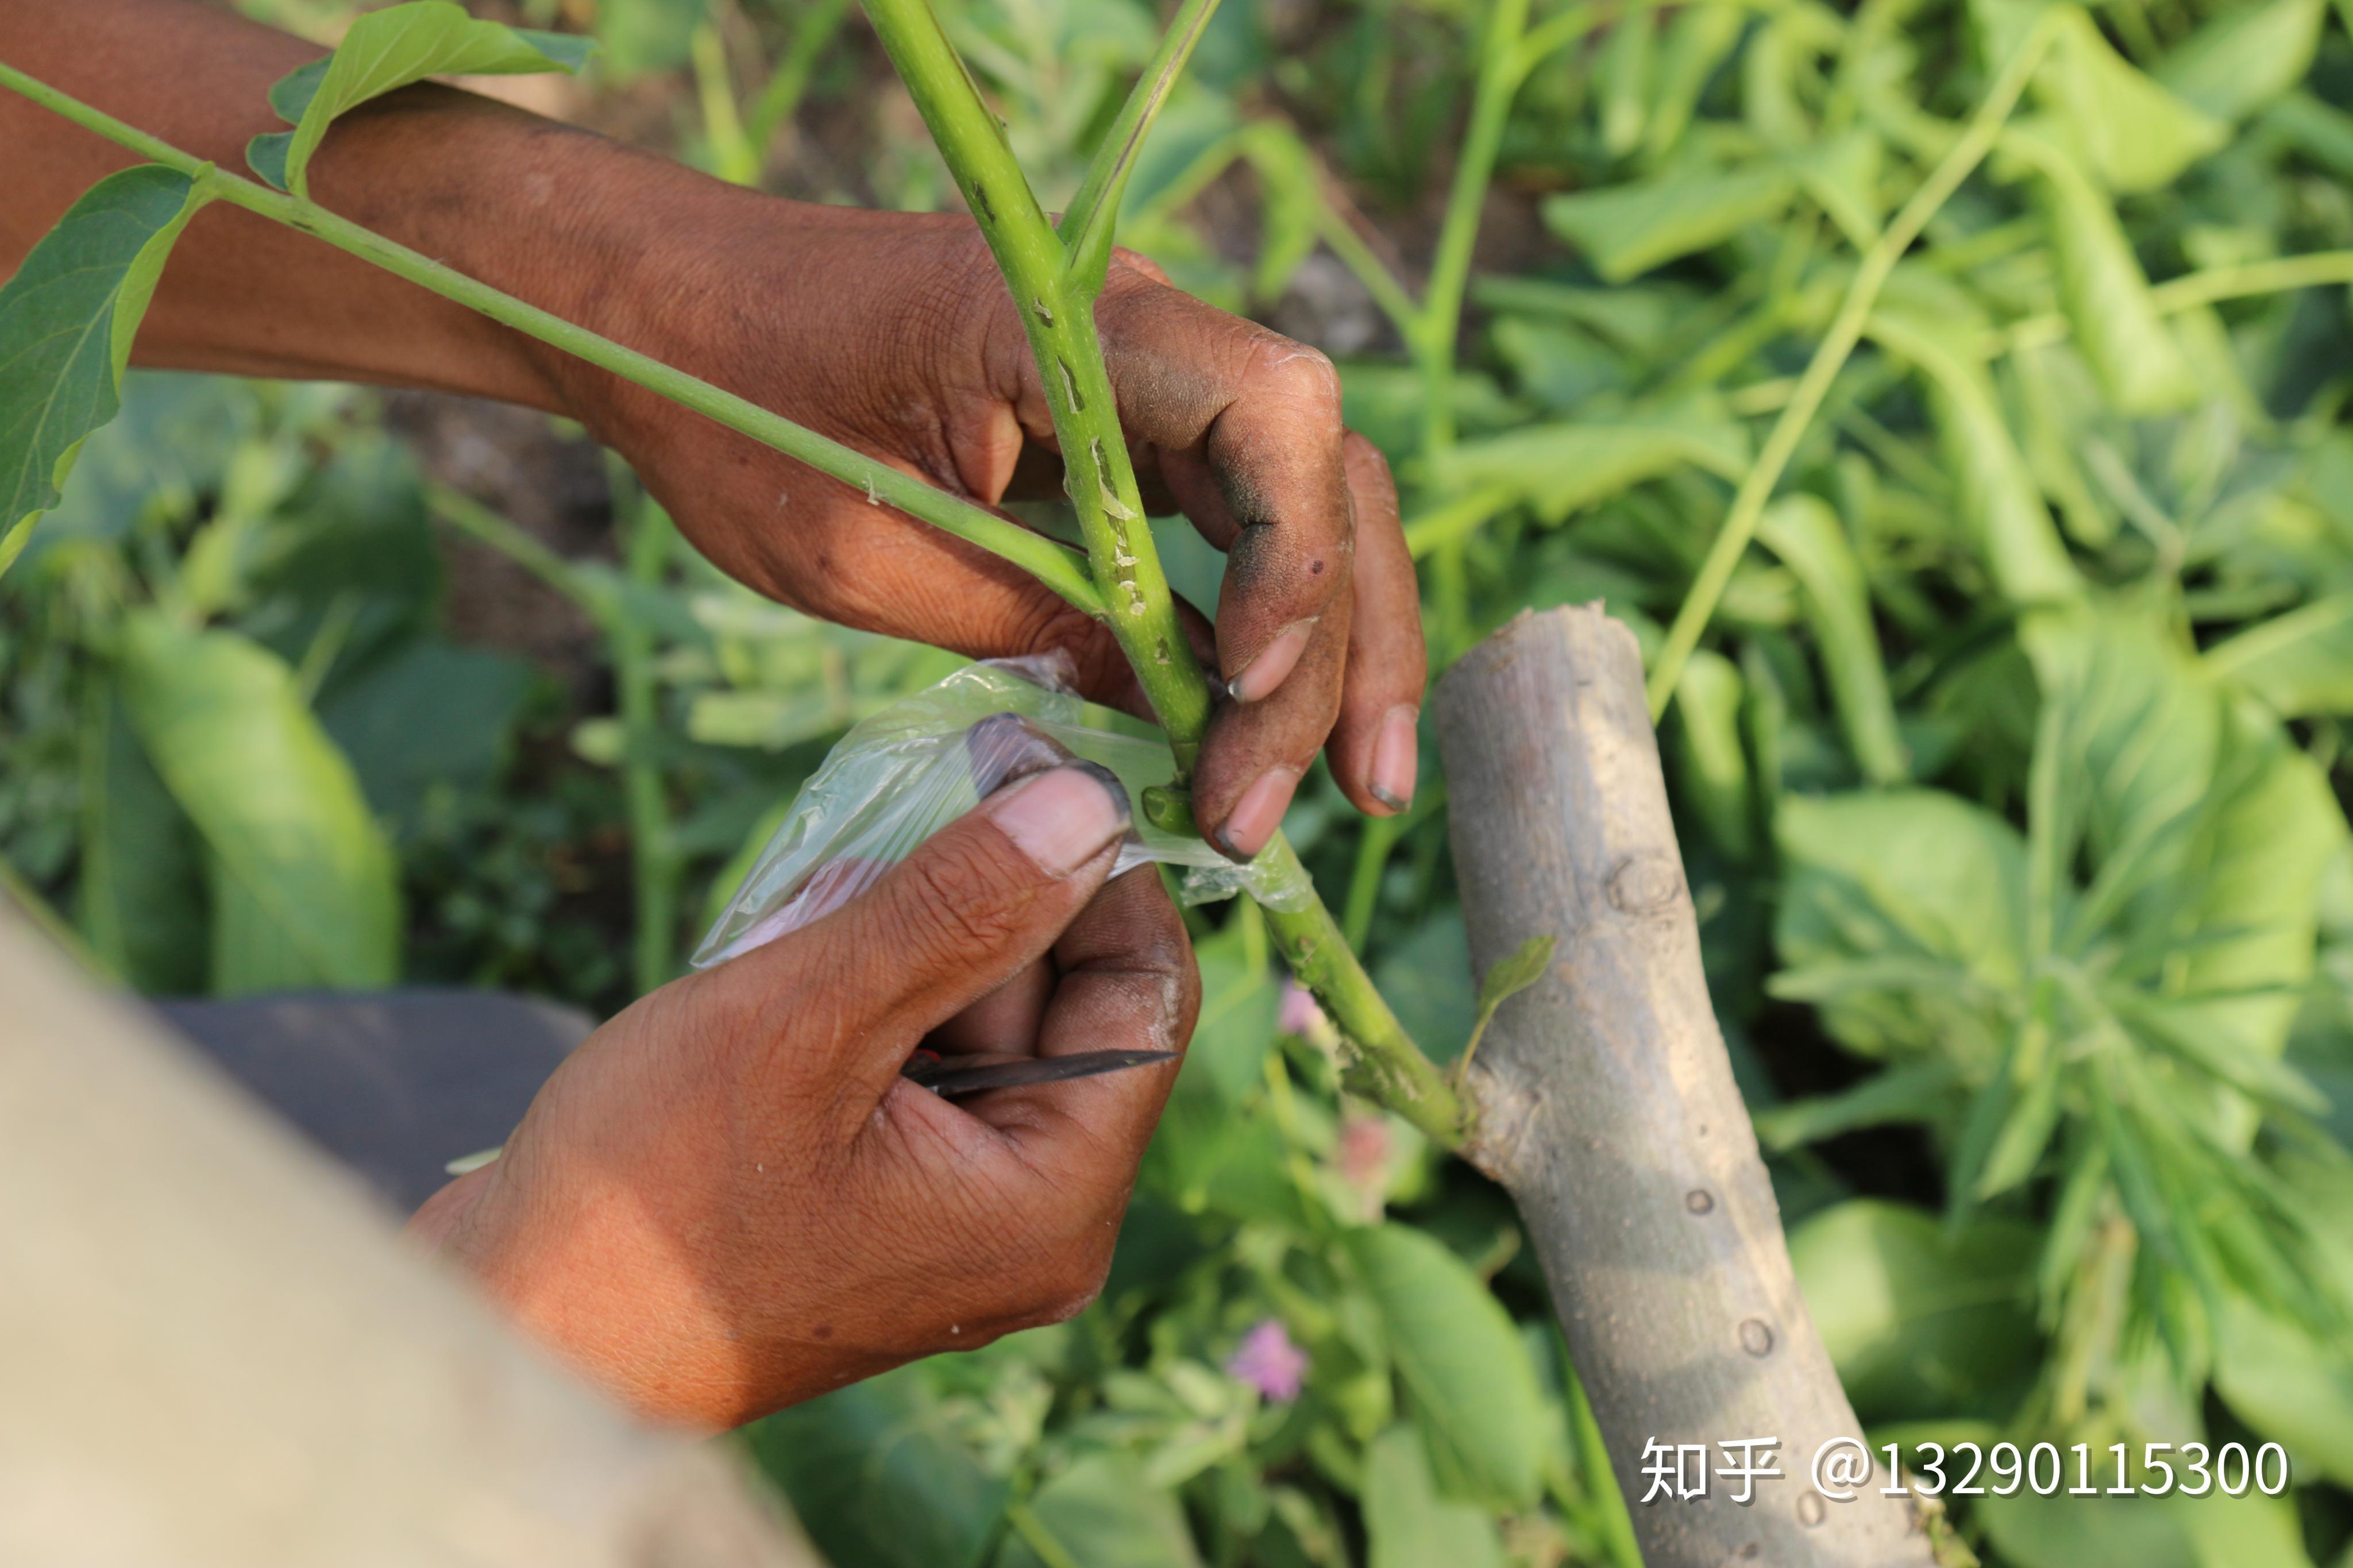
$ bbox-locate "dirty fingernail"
[1215,766,1301,860]
[1368,704,1419,814]
[1226,619,1317,704]
[989,764,1131,877]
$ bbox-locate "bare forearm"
[1,0,740,411]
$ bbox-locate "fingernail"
[1226,619,1317,704]
[988,764,1131,876]
[1214,766,1301,860]
[1368,704,1419,814]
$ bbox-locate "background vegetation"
[6,0,2353,1561]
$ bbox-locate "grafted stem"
[859,0,1463,1140]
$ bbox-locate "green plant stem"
[689,22,759,184]
[746,0,854,152]
[859,0,1463,1145]
[856,0,1210,766]
[615,473,680,997]
[0,57,1106,621]
[1642,13,2059,720]
[2000,249,2353,354]
[1414,0,1550,456]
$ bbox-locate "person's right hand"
[406,763,1197,1429]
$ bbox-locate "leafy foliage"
[246,2,593,195]
[8,0,2353,1561]
[0,167,206,575]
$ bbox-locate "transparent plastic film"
[691,655,1311,969]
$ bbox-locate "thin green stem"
[2000,249,2353,354]
[1312,200,1427,349]
[859,0,1211,766]
[1416,0,1545,455]
[614,471,680,996]
[0,57,1106,621]
[746,0,854,152]
[1058,0,1225,298]
[1343,813,1402,951]
[1643,14,2059,719]
[427,484,606,616]
[861,0,1461,1142]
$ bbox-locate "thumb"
[791,762,1135,1098]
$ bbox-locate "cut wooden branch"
[1436,605,1953,1568]
[0,912,821,1568]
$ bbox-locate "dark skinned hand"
[409,764,1197,1427]
[2,0,1430,859]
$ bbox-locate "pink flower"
[1226,1318,1308,1403]
[1338,1114,1393,1192]
[1278,981,1327,1038]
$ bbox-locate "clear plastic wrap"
[691,654,1310,968]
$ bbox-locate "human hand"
[531,189,1427,861]
[407,763,1195,1429]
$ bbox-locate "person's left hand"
[407,762,1197,1428]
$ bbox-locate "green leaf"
[749,1362,1009,1568]
[1775,789,2030,1066]
[76,677,206,995]
[997,1453,1202,1568]
[2207,593,2353,716]
[1347,1224,1548,1508]
[2156,0,2325,125]
[1755,495,1907,785]
[2035,7,2227,191]
[1475,933,1554,1016]
[1978,1489,2315,1568]
[318,639,533,837]
[1430,404,1750,523]
[117,612,400,994]
[1541,167,1799,283]
[1866,311,2082,605]
[2213,1288,2353,1487]
[1360,1427,1504,1568]
[249,1,594,198]
[2007,132,2199,415]
[1058,0,1224,296]
[1668,648,1757,859]
[0,165,209,577]
[1787,1199,2042,1422]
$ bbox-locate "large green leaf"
[1756,495,1907,785]
[2213,1290,2353,1488]
[2206,593,2353,717]
[2009,133,2198,415]
[248,1,594,198]
[1360,1426,1503,1568]
[750,1362,1009,1568]
[1430,405,1750,523]
[996,1452,1201,1568]
[1542,168,1798,283]
[76,679,206,995]
[0,165,209,577]
[1787,1199,2041,1422]
[2034,7,2226,191]
[1347,1224,1548,1509]
[2156,0,2325,125]
[1978,1489,2314,1568]
[117,612,400,994]
[1867,311,2083,605]
[1775,789,2030,1067]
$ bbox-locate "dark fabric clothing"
[155,990,592,1214]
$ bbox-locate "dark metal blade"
[902,1049,1180,1098]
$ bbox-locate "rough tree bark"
[1436,606,1951,1568]
[0,912,821,1568]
